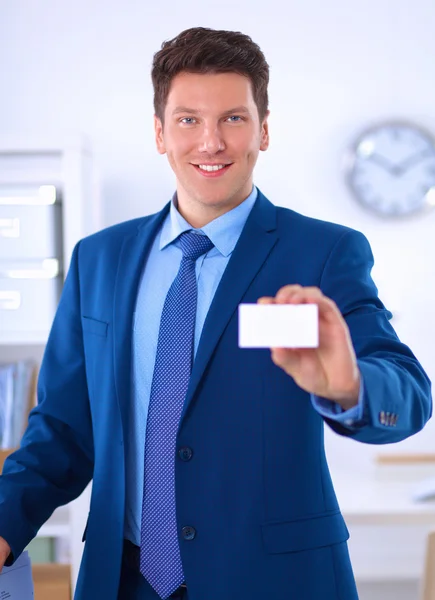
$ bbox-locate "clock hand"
[396,148,433,175]
[368,152,397,174]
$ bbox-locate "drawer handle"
[0,259,59,279]
[0,291,21,310]
[0,218,20,238]
[0,185,57,206]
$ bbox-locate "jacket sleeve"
[318,228,432,444]
[0,242,94,562]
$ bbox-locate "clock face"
[346,122,435,217]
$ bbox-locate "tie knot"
[178,231,214,261]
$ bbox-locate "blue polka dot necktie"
[140,231,214,599]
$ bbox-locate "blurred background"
[0,1,434,599]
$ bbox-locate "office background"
[1,1,434,599]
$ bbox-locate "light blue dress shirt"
[125,186,363,545]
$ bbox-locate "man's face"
[154,71,269,224]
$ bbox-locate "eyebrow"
[172,105,251,116]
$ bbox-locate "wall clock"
[345,121,435,217]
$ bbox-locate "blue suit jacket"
[0,191,431,600]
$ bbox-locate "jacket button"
[178,447,193,461]
[182,526,196,541]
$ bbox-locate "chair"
[421,530,435,600]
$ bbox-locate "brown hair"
[151,27,269,125]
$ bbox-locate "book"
[0,364,15,449]
[0,360,36,449]
[11,360,36,444]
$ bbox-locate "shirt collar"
[159,186,258,257]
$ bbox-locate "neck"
[175,184,253,228]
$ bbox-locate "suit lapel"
[112,204,170,439]
[112,193,279,433]
[181,192,279,421]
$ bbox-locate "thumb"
[0,537,11,572]
[271,347,302,371]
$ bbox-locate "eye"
[180,117,197,125]
[226,116,243,123]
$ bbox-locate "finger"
[274,284,303,302]
[292,292,340,320]
[276,288,341,320]
[257,296,275,304]
[275,285,323,304]
[271,347,302,371]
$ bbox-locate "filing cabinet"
[0,262,63,339]
[0,203,62,259]
[0,138,98,594]
[0,184,63,343]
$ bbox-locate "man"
[0,27,431,600]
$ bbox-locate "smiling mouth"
[192,163,233,177]
[195,163,231,172]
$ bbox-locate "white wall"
[1,0,434,471]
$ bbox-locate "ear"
[260,110,270,152]
[154,115,166,154]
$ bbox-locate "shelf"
[0,334,49,345]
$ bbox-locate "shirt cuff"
[311,378,365,427]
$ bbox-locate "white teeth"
[198,164,227,172]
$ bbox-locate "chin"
[198,183,243,202]
[197,192,235,208]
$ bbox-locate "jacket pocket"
[82,316,109,337]
[261,510,349,554]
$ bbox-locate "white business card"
[238,303,319,348]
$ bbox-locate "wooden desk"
[33,564,71,600]
[333,464,435,581]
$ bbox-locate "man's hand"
[258,285,361,410]
[0,536,11,572]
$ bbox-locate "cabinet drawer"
[0,261,62,340]
[0,204,62,259]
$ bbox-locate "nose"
[197,124,226,154]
